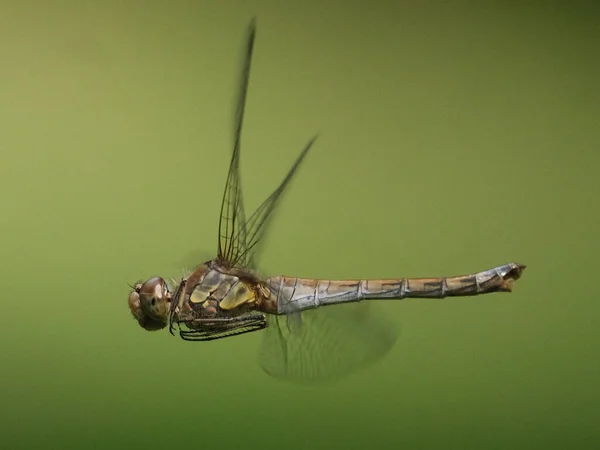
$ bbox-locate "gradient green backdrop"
[1,1,598,449]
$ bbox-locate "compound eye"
[127,279,168,331]
[138,277,170,320]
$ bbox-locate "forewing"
[217,19,256,266]
[235,136,317,268]
[257,303,398,383]
[217,18,317,269]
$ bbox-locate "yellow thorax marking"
[219,281,256,310]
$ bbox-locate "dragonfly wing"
[217,19,256,266]
[257,303,399,383]
[215,18,317,270]
[238,135,317,269]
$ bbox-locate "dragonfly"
[127,19,526,382]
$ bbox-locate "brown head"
[127,277,171,331]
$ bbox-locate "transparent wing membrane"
[258,303,399,383]
[200,19,400,383]
[216,19,255,266]
[235,136,316,267]
[216,19,317,270]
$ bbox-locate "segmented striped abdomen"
[265,262,526,314]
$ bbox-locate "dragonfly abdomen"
[268,263,525,314]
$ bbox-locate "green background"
[1,1,598,449]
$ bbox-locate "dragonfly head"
[128,277,172,331]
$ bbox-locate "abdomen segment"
[266,262,526,314]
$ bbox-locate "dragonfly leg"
[178,314,268,341]
[169,278,188,336]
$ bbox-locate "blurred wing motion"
[258,303,398,383]
[216,19,254,267]
[216,19,317,270]
[240,136,315,268]
[214,19,388,382]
